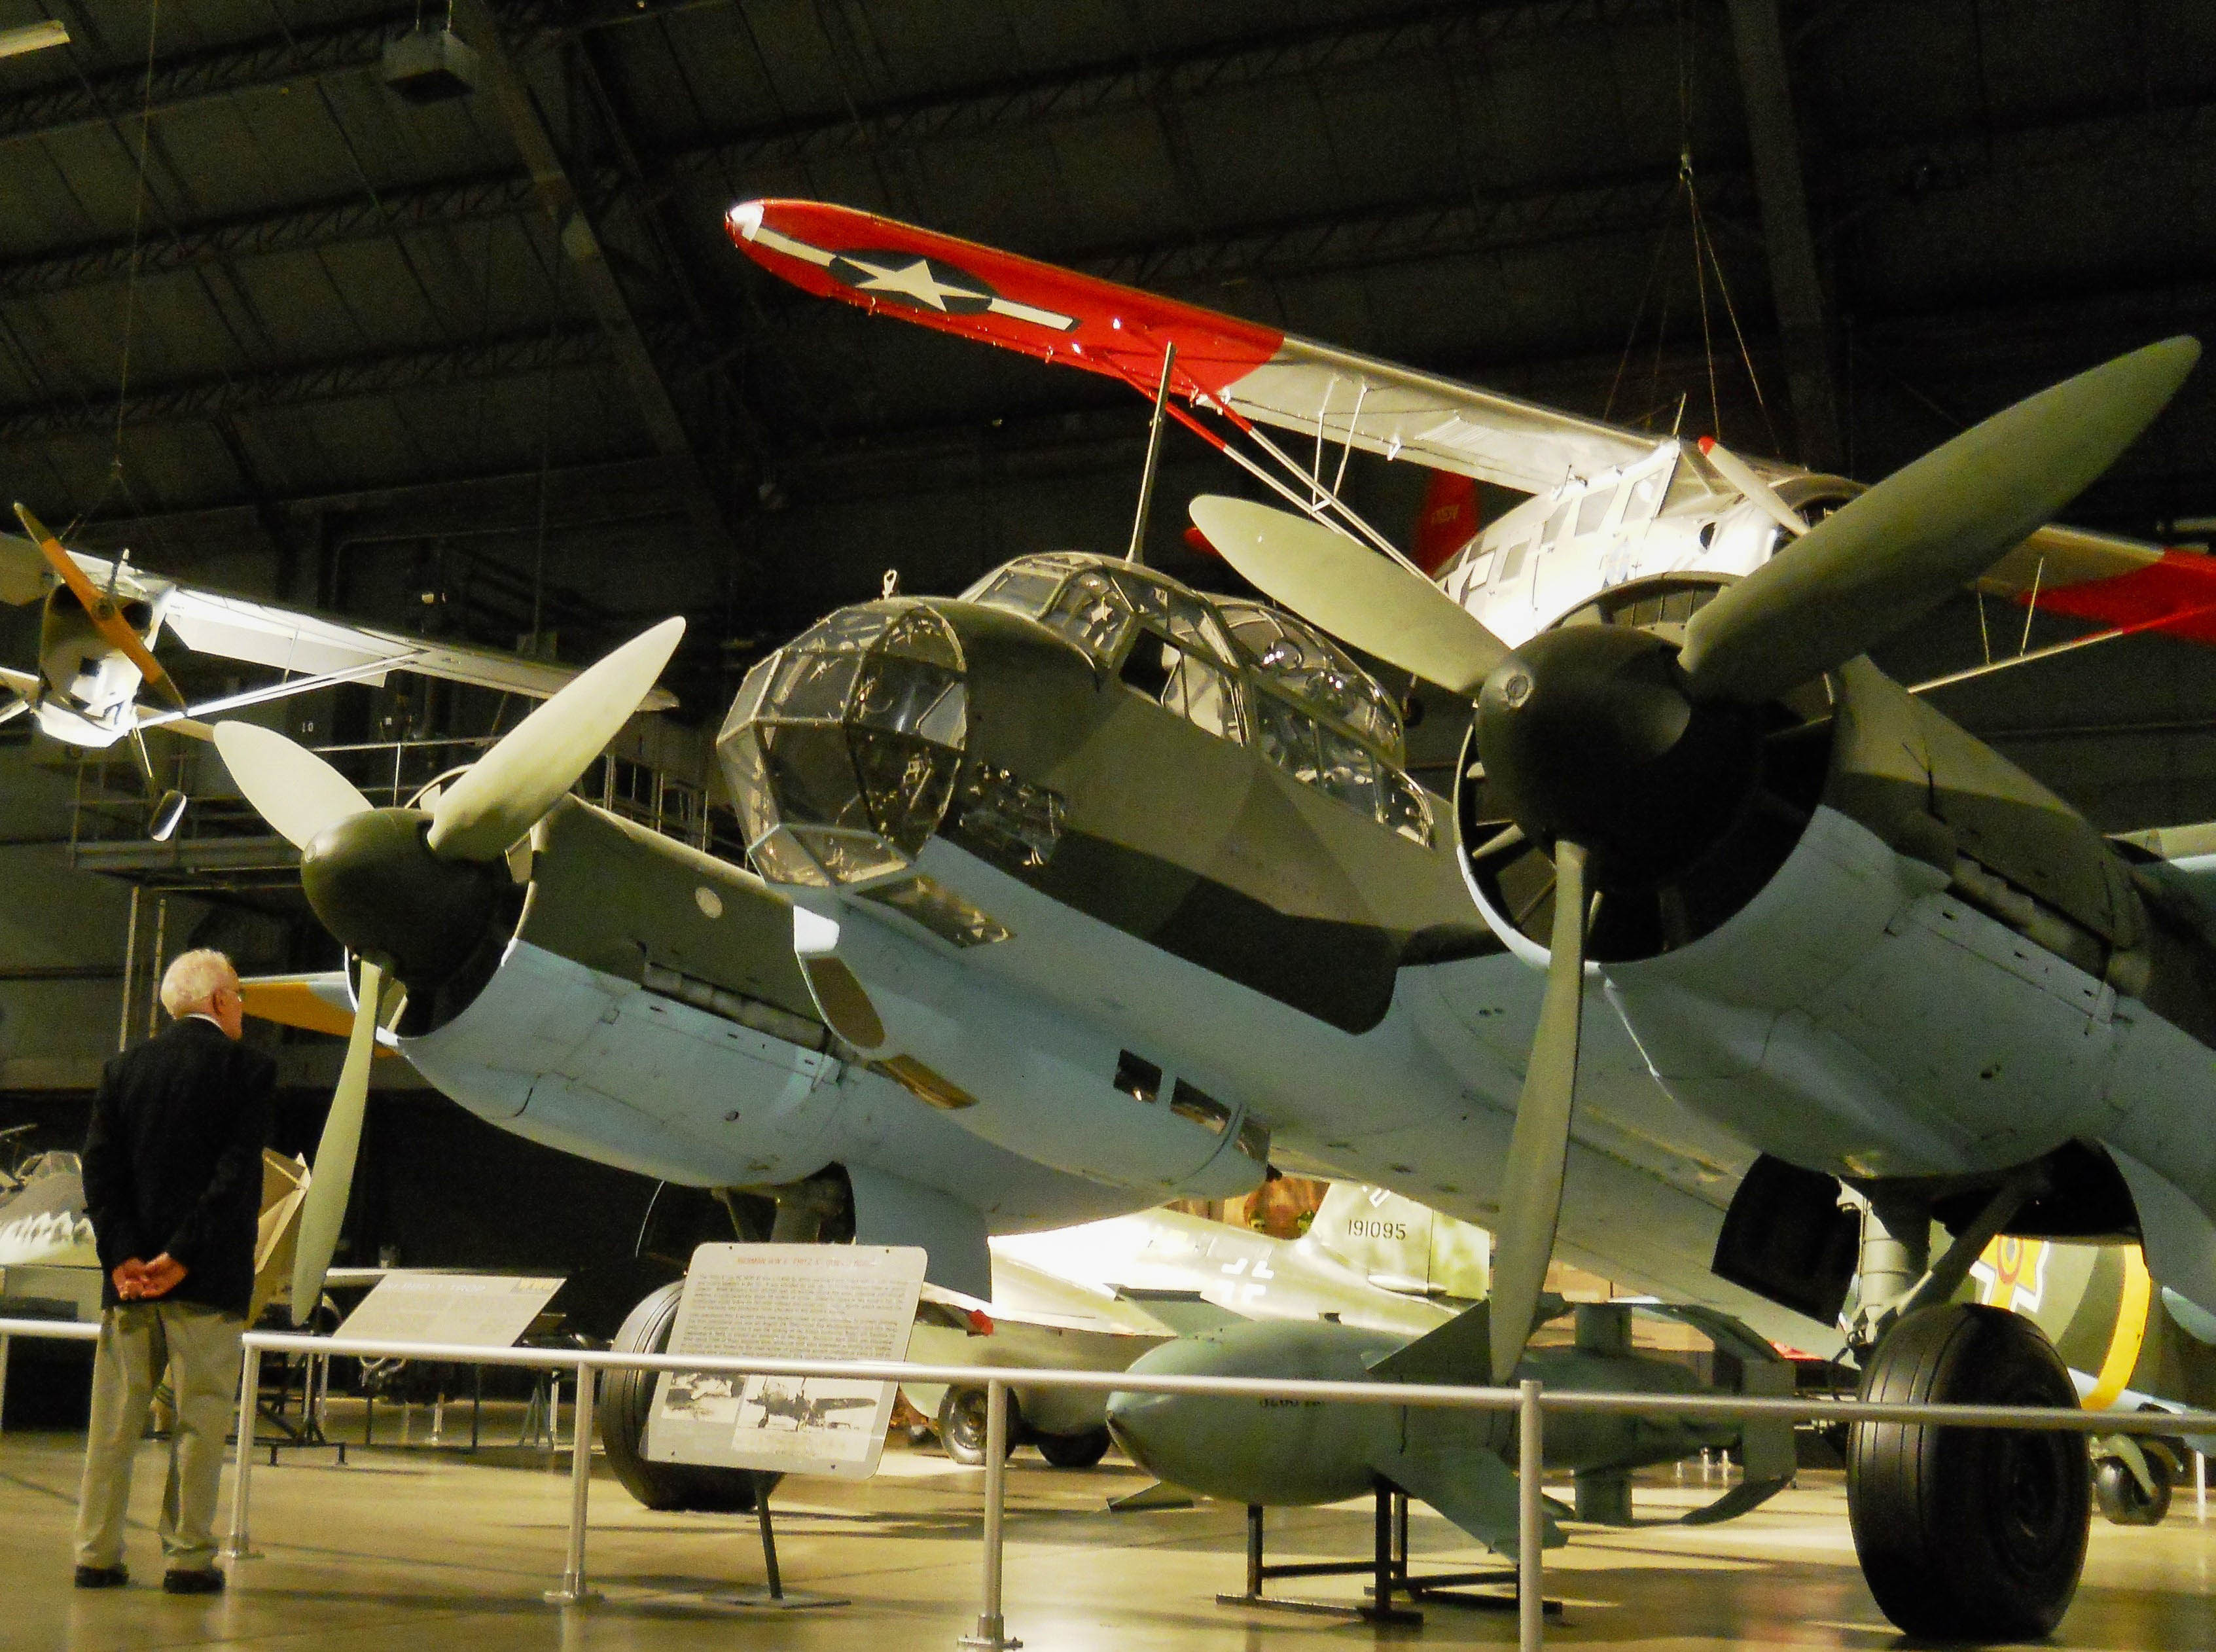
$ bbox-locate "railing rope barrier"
[3,1313,2213,1649]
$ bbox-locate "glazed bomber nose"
[717,601,969,888]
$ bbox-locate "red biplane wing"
[727,198,1653,496]
[730,198,2213,643]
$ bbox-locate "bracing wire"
[1690,181,1783,456]
[109,0,164,492]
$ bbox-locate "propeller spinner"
[1192,334,2200,1378]
[214,616,686,1320]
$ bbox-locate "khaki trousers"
[73,1301,243,1571]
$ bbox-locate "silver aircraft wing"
[1,530,675,709]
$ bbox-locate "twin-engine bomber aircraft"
[722,198,2216,1641]
[201,196,2216,1647]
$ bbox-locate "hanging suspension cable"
[107,0,164,495]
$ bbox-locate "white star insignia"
[843,253,965,312]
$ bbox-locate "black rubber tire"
[1847,1303,2088,1640]
[1034,1426,1112,1469]
[598,1281,774,1512]
[938,1386,1017,1467]
[2094,1452,2172,1526]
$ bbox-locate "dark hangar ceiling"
[0,0,2212,822]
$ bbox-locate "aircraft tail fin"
[1413,471,1480,577]
[1309,1183,1490,1299]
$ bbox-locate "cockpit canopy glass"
[965,554,1429,844]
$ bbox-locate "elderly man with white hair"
[73,947,274,1594]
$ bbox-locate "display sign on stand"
[336,1272,565,1348]
[647,1243,927,1480]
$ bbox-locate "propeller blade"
[12,504,187,710]
[426,617,685,860]
[1678,336,2200,705]
[1488,838,1588,1384]
[213,721,374,850]
[1187,496,1509,694]
[1696,438,1808,540]
[290,960,385,1323]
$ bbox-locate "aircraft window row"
[1120,634,1241,742]
[1250,684,1433,845]
[1214,601,1403,761]
[1111,1055,1270,1166]
[1575,482,1618,538]
[967,554,1429,844]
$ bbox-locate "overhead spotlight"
[0,20,69,60]
[381,26,478,104]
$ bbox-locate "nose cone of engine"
[717,600,969,889]
[299,807,499,987]
[1473,624,1761,883]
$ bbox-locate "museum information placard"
[335,1272,565,1348]
[646,1243,927,1479]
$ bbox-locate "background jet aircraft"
[728,199,2216,1642]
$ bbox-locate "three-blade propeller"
[214,617,685,1320]
[1193,334,2199,1378]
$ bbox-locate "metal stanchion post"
[2198,1449,2207,1520]
[222,1342,262,1560]
[0,1332,10,1432]
[544,1361,601,1606]
[1518,1378,1543,1652]
[957,1379,1020,1649]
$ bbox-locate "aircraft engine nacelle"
[1460,630,2192,1194]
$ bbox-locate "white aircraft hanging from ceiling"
[717,198,2216,1642]
[0,505,659,837]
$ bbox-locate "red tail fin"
[1414,471,1478,576]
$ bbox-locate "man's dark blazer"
[81,1016,277,1316]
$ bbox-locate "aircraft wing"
[157,584,678,708]
[1113,1287,1251,1337]
[734,199,2216,648]
[0,662,37,701]
[238,971,398,1057]
[1980,526,2216,643]
[728,198,1656,496]
[1,530,675,709]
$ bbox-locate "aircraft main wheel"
[1847,1302,2088,1640]
[2094,1452,2172,1525]
[938,1385,1018,1467]
[1035,1426,1112,1469]
[599,1281,775,1512]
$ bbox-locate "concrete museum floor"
[0,1430,2207,1651]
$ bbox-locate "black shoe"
[160,1568,224,1595]
[73,1564,128,1589]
